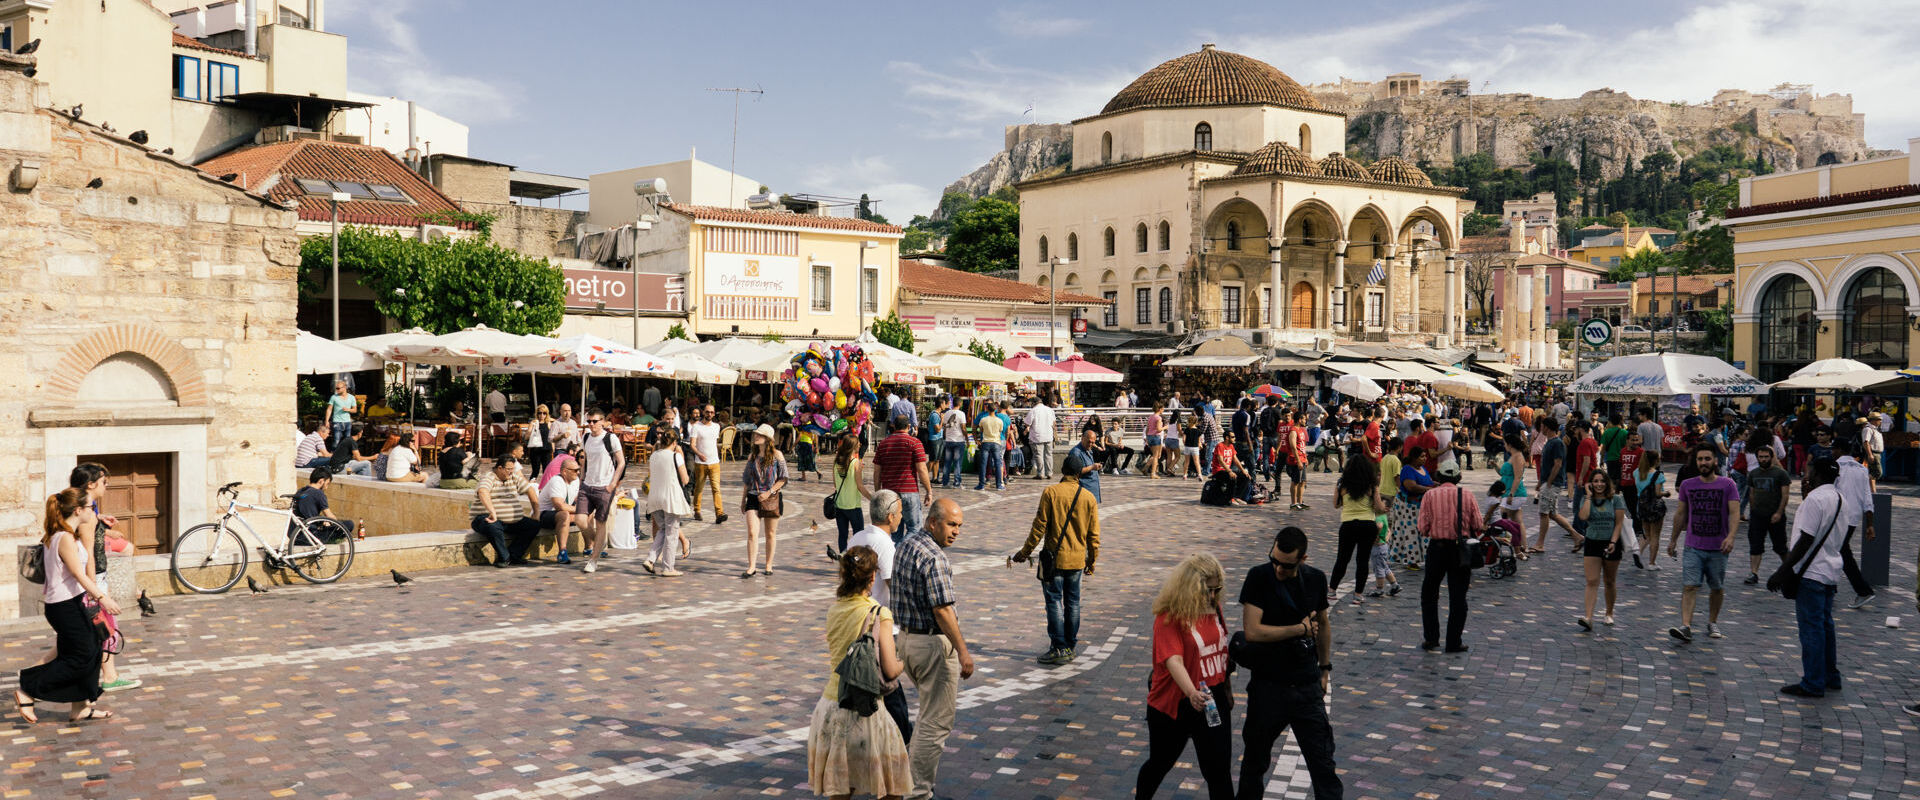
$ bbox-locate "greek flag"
[1366,259,1386,285]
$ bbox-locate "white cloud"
[994,9,1091,38]
[328,0,517,124]
[798,156,937,224]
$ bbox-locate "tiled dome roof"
[1102,44,1324,115]
[1367,155,1433,187]
[1317,152,1370,181]
[1231,141,1322,178]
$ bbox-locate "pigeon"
[85,177,102,189]
[161,147,174,155]
[100,121,113,133]
[218,172,238,182]
[15,38,39,56]
[247,576,268,594]
[137,589,156,617]
[66,103,81,120]
[129,129,148,145]
[21,67,33,78]
[390,569,413,585]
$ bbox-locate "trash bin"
[607,495,640,551]
[1862,492,1891,587]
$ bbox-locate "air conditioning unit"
[420,224,456,242]
[1166,321,1186,334]
[202,0,245,36]
[1250,331,1267,345]
[1313,336,1334,352]
[170,9,205,39]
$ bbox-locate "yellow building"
[1568,226,1665,270]
[1728,138,1920,382]
[1015,45,1466,347]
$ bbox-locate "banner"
[563,268,683,313]
[1009,315,1056,339]
[703,252,800,298]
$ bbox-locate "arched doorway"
[1756,275,1818,383]
[1842,267,1909,367]
[1289,281,1315,329]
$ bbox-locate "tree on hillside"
[1613,247,1669,283]
[1462,212,1500,237]
[1677,180,1738,275]
[946,197,1020,274]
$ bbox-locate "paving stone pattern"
[4,465,1919,799]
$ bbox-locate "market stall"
[1569,352,1767,458]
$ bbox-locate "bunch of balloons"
[780,342,880,436]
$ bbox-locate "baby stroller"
[1478,517,1522,579]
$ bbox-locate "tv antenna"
[708,86,765,206]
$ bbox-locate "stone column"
[1382,242,1399,334]
[1500,264,1515,360]
[1442,251,1458,343]
[1327,240,1346,333]
[1409,248,1423,333]
[1269,237,1285,339]
[1532,263,1549,368]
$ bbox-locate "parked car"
[1619,324,1652,335]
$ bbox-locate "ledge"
[28,406,216,428]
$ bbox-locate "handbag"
[1451,485,1484,570]
[833,605,896,716]
[823,466,847,522]
[83,593,122,656]
[18,542,45,585]
[1767,506,1845,600]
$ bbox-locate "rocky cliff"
[934,123,1070,218]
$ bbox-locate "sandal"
[14,692,35,725]
[69,707,113,723]
[739,569,756,579]
[762,567,776,576]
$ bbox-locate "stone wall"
[0,55,301,617]
[463,200,585,260]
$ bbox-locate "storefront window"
[1843,267,1908,367]
[1757,275,1817,383]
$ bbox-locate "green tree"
[665,322,693,341]
[1605,211,1632,228]
[901,225,933,253]
[946,196,1020,274]
[1462,212,1500,236]
[1613,247,1668,283]
[856,193,889,225]
[989,184,1019,204]
[298,227,565,335]
[870,310,915,354]
[967,337,1006,365]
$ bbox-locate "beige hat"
[754,424,778,441]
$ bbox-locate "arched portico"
[1737,261,1829,317]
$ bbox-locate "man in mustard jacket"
[1014,451,1102,666]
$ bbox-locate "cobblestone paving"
[4,465,1919,799]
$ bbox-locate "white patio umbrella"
[851,330,940,372]
[679,337,787,370]
[1432,373,1506,403]
[637,337,701,356]
[925,348,1026,383]
[1787,358,1876,379]
[1772,369,1909,392]
[669,352,740,384]
[297,330,382,374]
[494,334,678,415]
[1331,373,1386,401]
[334,327,436,421]
[386,325,561,458]
[1568,352,1768,398]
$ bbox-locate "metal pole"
[330,198,340,339]
[1050,258,1058,364]
[1670,258,1679,352]
[858,245,866,336]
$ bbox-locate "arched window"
[1158,287,1172,323]
[1038,236,1049,263]
[1843,267,1909,367]
[1103,227,1116,257]
[1136,287,1151,324]
[1067,233,1079,261]
[1101,132,1113,164]
[1194,122,1212,151]
[1226,220,1241,251]
[1298,123,1312,154]
[1756,275,1818,383]
[1158,220,1171,251]
[1136,223,1149,253]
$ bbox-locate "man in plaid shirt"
[890,497,974,800]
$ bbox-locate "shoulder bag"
[748,460,785,519]
[1767,505,1846,600]
[823,465,846,522]
[1453,485,1485,571]
[18,541,45,585]
[1032,485,1084,583]
[833,604,896,716]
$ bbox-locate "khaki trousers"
[897,632,959,800]
[690,462,723,515]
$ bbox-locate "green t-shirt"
[1583,494,1626,541]
[328,393,356,423]
[1746,465,1791,519]
[1598,426,1629,462]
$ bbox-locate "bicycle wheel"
[171,522,248,594]
[286,518,354,584]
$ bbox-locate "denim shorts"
[1681,546,1728,591]
[1144,435,1163,447]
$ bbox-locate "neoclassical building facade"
[1728,139,1920,383]
[1016,45,1467,346]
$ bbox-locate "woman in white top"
[644,427,693,577]
[386,440,425,483]
[15,487,122,724]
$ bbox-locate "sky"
[327,0,1920,220]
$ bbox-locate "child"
[1364,510,1402,598]
[795,429,820,482]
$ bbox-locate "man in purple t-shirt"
[1667,445,1741,643]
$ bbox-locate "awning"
[1107,346,1180,356]
[1163,354,1262,368]
[1265,356,1327,370]
[1321,360,1445,383]
[1471,361,1517,377]
[1379,360,1454,383]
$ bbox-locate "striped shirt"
[295,432,325,465]
[1416,483,1484,541]
[469,471,532,523]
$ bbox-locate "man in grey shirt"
[1636,408,1666,466]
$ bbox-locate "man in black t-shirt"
[1257,397,1282,478]
[326,423,373,478]
[290,468,349,542]
[1236,526,1340,800]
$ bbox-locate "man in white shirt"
[1861,413,1887,490]
[486,387,508,423]
[938,402,968,488]
[1780,457,1852,699]
[1834,447,1878,608]
[1026,398,1057,480]
[847,488,911,744]
[551,404,581,453]
[538,458,582,556]
[575,411,624,574]
[686,408,726,523]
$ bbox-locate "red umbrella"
[1251,383,1293,398]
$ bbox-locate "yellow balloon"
[835,390,848,410]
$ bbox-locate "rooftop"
[898,260,1109,306]
[1098,44,1327,117]
[195,138,466,227]
[1633,275,1733,295]
[662,203,902,235]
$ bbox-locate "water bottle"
[1203,692,1222,727]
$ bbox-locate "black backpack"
[1200,472,1234,506]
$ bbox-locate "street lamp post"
[859,240,879,337]
[1049,257,1071,364]
[329,191,349,339]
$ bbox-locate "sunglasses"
[1269,554,1303,573]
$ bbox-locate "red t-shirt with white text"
[1148,612,1229,718]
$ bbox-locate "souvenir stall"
[1568,352,1768,460]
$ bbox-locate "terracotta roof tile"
[172,32,253,59]
[1102,45,1323,115]
[194,139,464,227]
[1633,275,1730,295]
[899,260,1110,306]
[664,203,902,234]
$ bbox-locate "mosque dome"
[1317,152,1371,181]
[1367,155,1434,187]
[1102,44,1324,115]
[1230,141,1322,178]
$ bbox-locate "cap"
[1435,461,1461,481]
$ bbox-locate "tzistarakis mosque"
[1017,45,1470,346]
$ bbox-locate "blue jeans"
[298,456,331,469]
[1042,568,1083,651]
[330,421,351,448]
[897,491,924,543]
[941,442,967,487]
[1794,578,1839,694]
[975,443,1004,489]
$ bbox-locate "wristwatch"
[1319,663,1333,671]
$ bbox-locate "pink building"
[1486,253,1611,322]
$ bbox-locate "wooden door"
[1289,281,1315,329]
[80,453,173,555]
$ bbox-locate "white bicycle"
[169,482,356,593]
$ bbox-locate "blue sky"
[329,0,1920,219]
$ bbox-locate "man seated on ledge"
[471,455,540,567]
[539,455,582,561]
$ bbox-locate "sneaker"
[100,678,142,693]
[1388,584,1401,596]
[1366,590,1384,598]
[1059,645,1078,663]
[1647,562,1661,571]
[1850,593,1876,610]
[1903,704,1920,718]
[1327,590,1337,603]
[1668,625,1693,643]
[642,560,656,575]
[1603,614,1615,626]
[583,562,597,574]
[598,550,614,560]
[658,568,683,577]
[1743,572,1760,585]
[1038,648,1065,666]
[715,514,729,524]
[1780,684,1825,699]
[1351,594,1365,605]
[556,550,571,565]
[1708,623,1724,639]
[1444,644,1470,654]
[1632,553,1644,569]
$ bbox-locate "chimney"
[308,0,319,31]
[244,0,258,56]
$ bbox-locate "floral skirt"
[1389,498,1425,566]
[806,696,913,797]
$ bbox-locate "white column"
[1269,237,1285,339]
[1442,251,1458,342]
[1532,264,1549,368]
[1382,242,1399,334]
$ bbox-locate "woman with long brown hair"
[828,434,872,560]
[1576,469,1627,629]
[15,488,122,724]
[741,424,790,578]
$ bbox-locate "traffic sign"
[1580,318,1614,348]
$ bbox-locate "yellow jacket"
[1018,477,1100,571]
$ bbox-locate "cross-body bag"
[1033,485,1085,583]
[1767,505,1846,601]
[1452,484,1485,570]
[823,465,848,521]
[833,604,897,716]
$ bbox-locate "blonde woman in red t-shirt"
[1136,553,1233,799]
